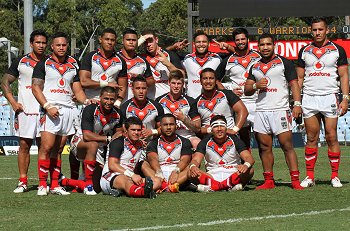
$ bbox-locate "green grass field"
[1,147,350,231]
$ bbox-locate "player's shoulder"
[177,135,192,145]
[83,103,98,113]
[156,93,168,102]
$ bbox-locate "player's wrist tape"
[43,102,51,109]
[189,164,196,169]
[244,162,251,168]
[152,129,158,135]
[173,167,180,173]
[124,169,135,178]
[138,36,146,46]
[232,126,240,133]
[343,95,349,101]
[114,100,122,108]
[155,170,164,179]
[83,99,90,105]
[206,127,212,133]
[106,136,112,143]
[253,83,257,90]
[99,81,108,88]
[294,101,302,107]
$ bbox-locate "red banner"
[207,39,350,60]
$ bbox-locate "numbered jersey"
[297,41,348,95]
[183,52,221,98]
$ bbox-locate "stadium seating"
[0,96,15,136]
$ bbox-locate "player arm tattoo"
[32,78,44,90]
[31,78,47,106]
[1,74,18,105]
[182,117,201,133]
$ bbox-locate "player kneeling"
[100,117,160,199]
[188,115,254,192]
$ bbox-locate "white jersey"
[32,55,79,108]
[6,54,40,114]
[248,55,297,111]
[216,50,261,104]
[297,41,348,95]
[183,52,221,98]
[80,49,127,99]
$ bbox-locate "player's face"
[100,92,117,110]
[258,38,275,59]
[234,33,248,51]
[31,35,47,56]
[144,35,158,54]
[132,81,147,101]
[200,71,216,91]
[212,123,227,139]
[160,117,176,137]
[169,79,184,95]
[123,33,138,51]
[127,124,142,141]
[311,21,329,44]
[99,33,116,52]
[194,35,209,55]
[51,37,68,58]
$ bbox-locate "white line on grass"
[111,207,350,231]
[0,177,37,180]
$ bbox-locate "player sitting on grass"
[146,113,193,193]
[100,117,160,198]
[188,115,254,192]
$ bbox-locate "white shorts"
[160,164,178,182]
[15,112,40,139]
[100,165,134,195]
[207,166,238,182]
[70,134,83,161]
[96,144,107,165]
[302,94,339,119]
[243,102,256,127]
[254,110,292,135]
[40,106,74,136]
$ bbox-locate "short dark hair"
[123,28,138,37]
[311,17,328,26]
[232,27,248,39]
[161,113,176,123]
[101,28,117,37]
[169,70,185,82]
[141,29,157,37]
[131,75,147,86]
[193,30,209,41]
[125,117,143,130]
[258,33,275,45]
[210,115,227,125]
[100,86,117,96]
[51,32,68,42]
[200,68,216,79]
[30,30,48,43]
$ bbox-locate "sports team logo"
[313,60,325,71]
[127,103,157,121]
[207,138,234,157]
[93,54,122,71]
[159,138,182,156]
[198,91,225,111]
[306,44,337,59]
[57,78,66,88]
[228,53,259,69]
[254,58,282,76]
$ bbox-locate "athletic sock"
[84,160,96,187]
[305,147,318,179]
[19,177,28,185]
[219,173,241,190]
[129,184,145,197]
[61,178,85,191]
[198,174,222,191]
[49,159,61,189]
[328,150,340,179]
[38,159,50,187]
[256,172,275,190]
[290,170,303,190]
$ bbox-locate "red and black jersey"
[120,98,164,129]
[81,103,123,136]
[196,134,246,171]
[248,55,296,111]
[297,41,348,95]
[146,135,193,165]
[191,89,240,128]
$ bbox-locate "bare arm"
[72,81,87,104]
[1,73,23,112]
[117,77,127,100]
[232,100,248,131]
[108,157,143,185]
[296,67,305,90]
[146,76,155,87]
[188,152,205,178]
[168,154,191,184]
[79,70,100,89]
[82,130,109,143]
[290,80,302,118]
[236,150,255,174]
[146,152,161,172]
[174,110,201,133]
[338,65,349,116]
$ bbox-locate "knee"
[325,132,338,145]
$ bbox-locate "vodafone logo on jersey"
[57,78,66,88]
[313,61,325,71]
[100,73,108,81]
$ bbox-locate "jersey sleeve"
[215,56,229,81]
[81,104,96,132]
[180,137,193,156]
[117,56,128,78]
[119,101,129,121]
[297,46,306,68]
[281,56,297,82]
[335,43,348,67]
[188,99,200,120]
[142,57,153,78]
[79,51,94,71]
[146,138,158,154]
[247,65,256,82]
[113,110,124,129]
[5,57,20,77]
[154,101,164,123]
[167,49,183,69]
[108,136,125,159]
[231,135,247,153]
[32,59,46,80]
[222,89,240,107]
[195,137,210,155]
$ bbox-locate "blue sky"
[142,0,156,9]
